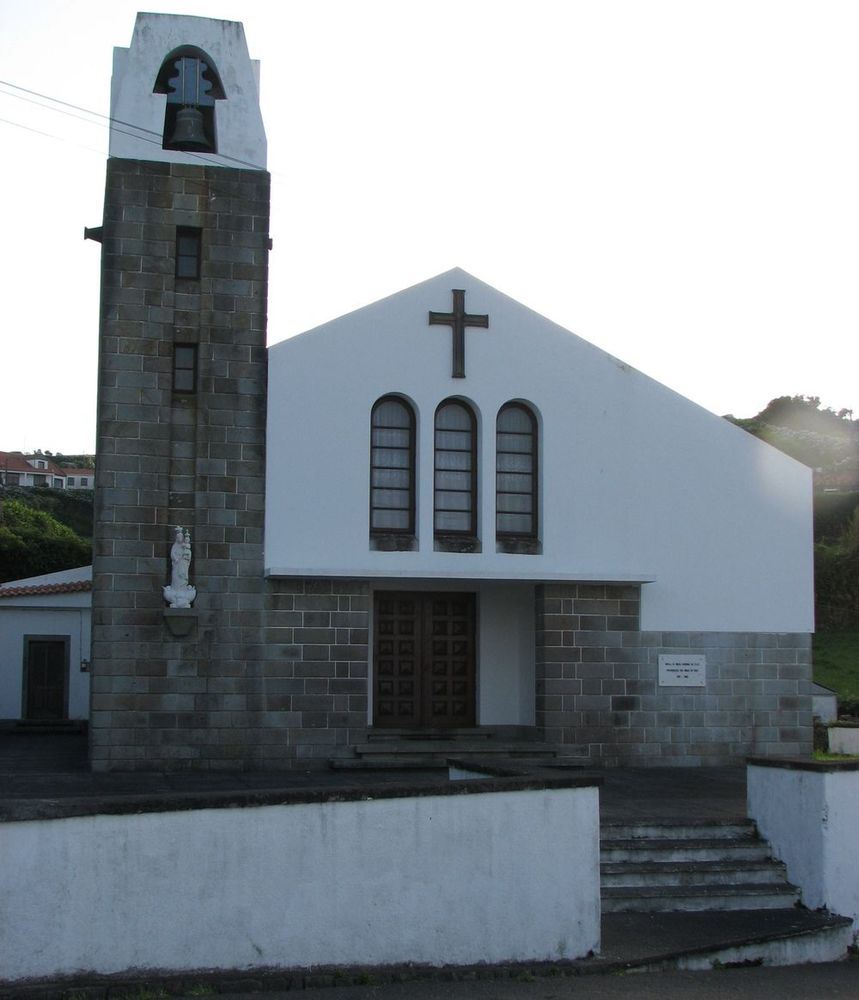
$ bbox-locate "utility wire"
[0,78,270,173]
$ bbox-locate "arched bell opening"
[154,46,225,153]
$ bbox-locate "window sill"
[370,533,418,552]
[434,535,482,554]
[496,537,542,555]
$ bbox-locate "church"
[88,13,814,771]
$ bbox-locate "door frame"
[21,635,70,721]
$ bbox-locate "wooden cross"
[429,289,489,378]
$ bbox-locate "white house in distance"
[0,452,94,490]
[265,268,814,761]
[0,566,91,723]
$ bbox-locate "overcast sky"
[1,0,857,454]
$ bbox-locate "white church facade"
[264,269,813,752]
[86,13,813,770]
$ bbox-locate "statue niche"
[154,46,225,153]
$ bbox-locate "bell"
[168,106,210,151]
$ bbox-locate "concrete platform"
[0,732,748,818]
[0,731,851,994]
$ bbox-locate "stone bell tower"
[90,14,271,769]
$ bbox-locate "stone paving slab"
[0,733,748,828]
[598,909,851,968]
[0,733,748,823]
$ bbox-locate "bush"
[0,499,91,583]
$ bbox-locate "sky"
[1,0,857,455]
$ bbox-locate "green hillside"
[0,487,92,583]
[730,398,859,632]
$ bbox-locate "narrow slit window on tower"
[176,227,202,280]
[173,343,197,393]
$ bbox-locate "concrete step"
[354,740,560,758]
[365,728,520,742]
[329,757,447,770]
[602,882,801,913]
[602,819,756,841]
[599,817,802,915]
[12,720,87,735]
[600,837,773,863]
[601,859,790,888]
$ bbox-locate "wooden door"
[374,592,476,729]
[24,638,68,720]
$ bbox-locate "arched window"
[154,46,225,153]
[370,396,416,535]
[434,400,477,537]
[496,402,538,539]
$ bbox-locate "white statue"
[163,525,196,608]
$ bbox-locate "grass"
[813,631,859,701]
[813,750,859,761]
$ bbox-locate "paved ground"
[214,962,859,1000]
[0,732,748,824]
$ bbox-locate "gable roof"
[0,565,93,599]
[0,579,92,598]
[0,451,36,474]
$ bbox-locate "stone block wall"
[91,159,375,771]
[535,583,812,765]
[259,579,371,767]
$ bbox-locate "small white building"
[0,566,91,722]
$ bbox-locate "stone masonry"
[91,159,370,770]
[535,583,812,765]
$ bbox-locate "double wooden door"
[373,592,476,729]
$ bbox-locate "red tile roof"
[0,451,36,474]
[0,580,92,598]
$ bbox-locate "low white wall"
[748,762,859,928]
[0,782,600,984]
[828,728,859,754]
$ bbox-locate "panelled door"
[373,591,476,729]
[24,638,68,721]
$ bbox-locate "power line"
[0,79,160,139]
[0,78,269,173]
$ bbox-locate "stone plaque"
[658,654,706,687]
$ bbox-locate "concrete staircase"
[598,817,854,969]
[330,727,588,769]
[600,819,800,913]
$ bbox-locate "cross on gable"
[428,289,489,379]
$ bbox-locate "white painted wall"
[477,583,535,725]
[0,784,600,983]
[748,763,859,928]
[266,269,813,633]
[110,13,266,169]
[828,728,859,754]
